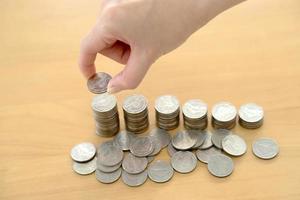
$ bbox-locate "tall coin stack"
[91,93,120,137]
[123,94,149,134]
[155,95,180,130]
[211,102,237,130]
[238,103,264,129]
[182,99,208,130]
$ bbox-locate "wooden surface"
[1,0,300,199]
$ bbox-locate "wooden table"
[1,0,300,199]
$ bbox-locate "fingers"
[107,48,155,93]
[99,41,131,64]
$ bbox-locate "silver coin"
[171,130,197,150]
[149,128,171,148]
[199,130,213,149]
[113,130,135,151]
[167,143,178,157]
[252,138,279,159]
[87,72,112,94]
[95,168,122,184]
[71,142,96,162]
[73,157,97,175]
[171,151,197,173]
[91,93,117,113]
[222,134,247,156]
[98,141,124,166]
[196,147,222,164]
[155,95,180,115]
[97,159,122,173]
[148,136,162,156]
[239,103,264,123]
[121,169,148,187]
[122,153,148,174]
[207,154,234,178]
[211,129,232,149]
[212,102,237,122]
[147,156,155,163]
[148,160,174,183]
[182,99,207,119]
[130,136,154,157]
[191,130,206,148]
[123,94,148,114]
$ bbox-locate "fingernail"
[107,85,120,94]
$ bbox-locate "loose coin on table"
[113,130,135,151]
[148,136,162,156]
[196,147,222,164]
[98,141,123,166]
[199,130,213,150]
[130,136,154,157]
[149,128,171,148]
[167,143,178,157]
[71,142,96,163]
[121,169,148,187]
[171,151,197,173]
[211,129,232,149]
[252,138,279,159]
[222,134,247,156]
[147,156,155,163]
[73,157,97,175]
[95,168,122,184]
[171,130,197,150]
[148,160,174,183]
[207,154,234,178]
[87,72,112,94]
[122,153,148,174]
[191,130,206,149]
[97,159,122,173]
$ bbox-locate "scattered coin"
[171,151,197,173]
[148,136,162,156]
[252,138,279,159]
[211,102,237,129]
[167,143,178,157]
[113,130,135,151]
[149,128,171,148]
[148,160,174,183]
[147,156,155,163]
[122,153,148,174]
[191,130,206,148]
[71,142,96,163]
[130,136,154,157]
[207,154,234,178]
[95,168,122,184]
[171,130,197,150]
[199,130,213,150]
[196,147,222,164]
[73,157,97,175]
[98,141,123,166]
[182,99,208,130]
[222,134,247,156]
[97,159,122,173]
[211,129,232,149]
[121,169,148,187]
[87,72,112,94]
[239,103,264,129]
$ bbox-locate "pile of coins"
[155,95,180,130]
[123,95,149,134]
[211,102,237,130]
[182,99,208,130]
[92,93,120,137]
[238,103,264,129]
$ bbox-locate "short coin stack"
[92,93,120,137]
[155,95,180,130]
[211,102,237,129]
[239,103,264,129]
[182,99,208,130]
[123,94,149,134]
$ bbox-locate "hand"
[79,0,245,93]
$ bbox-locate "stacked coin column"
[91,93,120,137]
[155,95,180,130]
[238,103,264,129]
[123,94,149,134]
[211,102,237,130]
[182,99,208,130]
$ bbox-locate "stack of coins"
[211,102,237,129]
[182,99,208,130]
[155,95,180,130]
[91,93,120,137]
[238,103,264,129]
[123,94,149,134]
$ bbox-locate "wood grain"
[0,0,299,199]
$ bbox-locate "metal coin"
[149,128,171,148]
[171,130,197,150]
[222,134,247,156]
[121,169,148,187]
[148,136,162,156]
[147,156,155,163]
[212,102,237,122]
[196,147,222,164]
[207,154,234,178]
[167,143,178,157]
[252,138,279,159]
[73,157,97,175]
[199,130,213,149]
[91,93,117,113]
[171,151,197,173]
[87,72,112,94]
[71,142,96,162]
[122,153,148,174]
[155,95,180,115]
[182,99,208,119]
[191,130,206,148]
[123,94,148,114]
[113,130,135,151]
[239,103,264,123]
[95,168,122,184]
[211,129,232,149]
[97,159,122,173]
[130,136,154,157]
[98,141,123,166]
[148,160,174,183]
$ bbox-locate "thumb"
[107,48,155,93]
